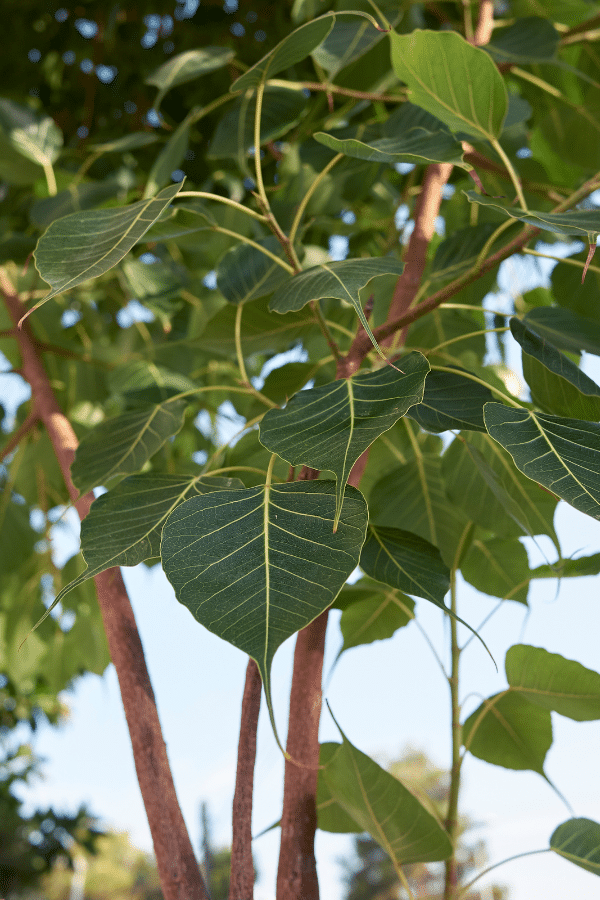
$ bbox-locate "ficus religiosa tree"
[2,1,600,899]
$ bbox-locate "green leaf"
[336,580,414,654]
[0,97,63,168]
[406,369,495,432]
[506,644,600,721]
[369,456,470,568]
[89,133,159,153]
[146,47,235,108]
[317,743,363,833]
[216,237,290,304]
[484,403,600,521]
[314,127,468,169]
[29,173,135,230]
[160,481,368,743]
[524,307,600,357]
[465,192,600,237]
[389,30,507,140]
[51,474,244,607]
[192,296,316,358]
[360,525,449,606]
[511,317,600,420]
[311,11,392,77]
[550,818,600,876]
[461,537,530,604]
[259,353,429,527]
[462,692,552,775]
[323,719,452,864]
[208,87,308,160]
[71,397,187,495]
[442,433,558,543]
[231,16,337,91]
[143,120,190,198]
[33,182,183,309]
[487,17,559,64]
[530,552,600,579]
[269,257,404,359]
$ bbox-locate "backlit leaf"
[336,580,414,654]
[484,403,600,521]
[530,553,600,579]
[550,818,600,876]
[462,692,552,775]
[314,127,467,169]
[146,47,235,108]
[462,537,530,604]
[506,644,600,721]
[317,743,362,833]
[259,353,429,527]
[33,182,183,309]
[71,397,187,495]
[161,481,368,742]
[389,30,507,140]
[323,721,452,864]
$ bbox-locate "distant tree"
[341,750,507,900]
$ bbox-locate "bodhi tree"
[2,1,600,898]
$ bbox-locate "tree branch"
[229,659,262,900]
[0,408,39,463]
[0,271,209,900]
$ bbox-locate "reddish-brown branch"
[0,272,209,900]
[383,163,453,349]
[0,408,39,463]
[473,0,494,46]
[276,610,328,900]
[275,451,369,900]
[229,659,262,900]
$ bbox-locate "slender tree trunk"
[1,273,209,900]
[229,659,262,900]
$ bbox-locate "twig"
[0,408,39,463]
[229,659,262,900]
[0,269,209,900]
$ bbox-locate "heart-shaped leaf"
[389,30,507,140]
[506,645,600,721]
[511,317,600,420]
[360,525,449,605]
[550,818,600,876]
[259,353,429,528]
[484,403,600,521]
[146,47,235,108]
[160,480,368,744]
[32,182,183,313]
[322,721,452,865]
[71,397,187,495]
[406,368,495,432]
[270,258,404,359]
[462,692,552,776]
[465,192,600,238]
